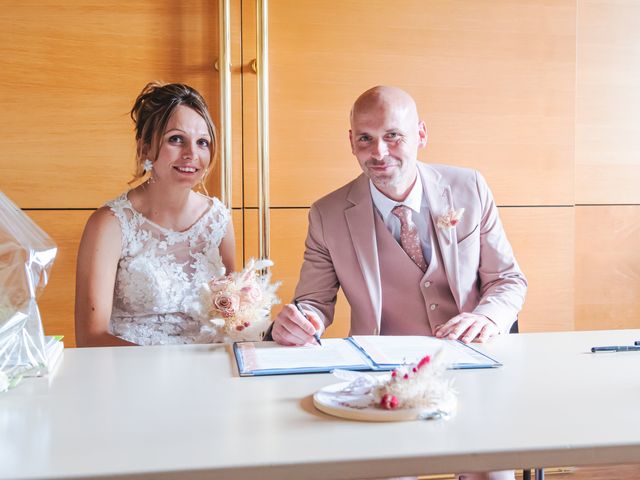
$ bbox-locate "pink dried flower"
[240,281,262,304]
[417,355,431,370]
[213,291,240,318]
[380,394,399,410]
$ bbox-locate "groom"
[272,85,526,480]
[272,85,527,352]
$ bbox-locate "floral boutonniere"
[437,208,465,230]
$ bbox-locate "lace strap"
[209,197,230,243]
[105,193,137,254]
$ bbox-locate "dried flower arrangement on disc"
[313,350,456,422]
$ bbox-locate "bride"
[75,82,235,347]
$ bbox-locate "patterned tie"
[391,205,428,272]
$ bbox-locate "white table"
[2,329,640,479]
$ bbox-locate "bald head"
[348,86,427,201]
[350,86,419,127]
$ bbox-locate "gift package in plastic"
[0,191,57,391]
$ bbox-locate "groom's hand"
[272,304,323,346]
[434,313,499,344]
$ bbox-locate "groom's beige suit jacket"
[294,162,527,335]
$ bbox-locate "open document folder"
[233,335,501,376]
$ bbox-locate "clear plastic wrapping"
[0,191,57,391]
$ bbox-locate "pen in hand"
[591,345,640,353]
[293,300,322,346]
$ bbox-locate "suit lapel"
[419,164,462,310]
[345,175,382,331]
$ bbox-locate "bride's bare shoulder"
[82,206,121,240]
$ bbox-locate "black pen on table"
[293,300,322,346]
[591,345,640,353]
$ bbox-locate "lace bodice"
[106,192,229,345]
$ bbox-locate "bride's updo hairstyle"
[129,82,217,183]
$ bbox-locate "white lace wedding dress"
[106,192,229,345]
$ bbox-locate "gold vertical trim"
[218,0,232,208]
[256,0,270,259]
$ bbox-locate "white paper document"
[350,335,495,368]
[235,338,369,373]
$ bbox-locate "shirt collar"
[369,174,423,221]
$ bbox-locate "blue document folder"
[234,335,501,376]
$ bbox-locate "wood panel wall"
[574,0,640,331]
[247,0,640,336]
[246,0,577,335]
[2,0,639,345]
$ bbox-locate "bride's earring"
[143,158,155,184]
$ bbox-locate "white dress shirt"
[369,176,432,264]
